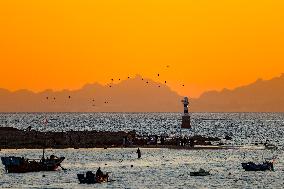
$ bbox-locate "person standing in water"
[137,148,141,159]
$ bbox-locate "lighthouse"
[181,97,191,129]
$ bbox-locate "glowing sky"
[0,0,284,97]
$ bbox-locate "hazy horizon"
[1,74,284,112]
[1,73,283,97]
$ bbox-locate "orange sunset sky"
[0,0,284,97]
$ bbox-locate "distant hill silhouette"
[191,74,284,112]
[1,74,284,112]
[0,75,182,112]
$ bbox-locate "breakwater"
[0,127,221,149]
[0,127,132,149]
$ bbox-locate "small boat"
[264,143,278,150]
[1,155,65,173]
[77,171,110,184]
[190,169,210,176]
[241,161,274,171]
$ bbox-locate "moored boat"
[77,171,110,184]
[264,143,277,150]
[241,161,274,171]
[190,168,210,176]
[1,155,65,173]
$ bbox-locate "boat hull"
[77,173,109,184]
[242,162,274,171]
[190,172,210,176]
[1,156,65,173]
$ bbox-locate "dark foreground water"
[0,113,284,188]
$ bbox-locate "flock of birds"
[44,65,186,107]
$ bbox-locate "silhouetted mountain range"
[190,74,284,112]
[0,75,181,112]
[1,74,284,112]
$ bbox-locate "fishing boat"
[1,150,65,173]
[77,171,110,184]
[190,168,210,176]
[264,143,278,150]
[241,161,274,171]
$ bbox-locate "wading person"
[137,148,141,159]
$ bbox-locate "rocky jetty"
[0,127,133,149]
[0,127,222,149]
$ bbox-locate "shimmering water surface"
[0,113,284,188]
[0,148,283,189]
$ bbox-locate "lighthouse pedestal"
[181,115,191,129]
[181,97,191,129]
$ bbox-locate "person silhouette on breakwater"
[137,148,141,159]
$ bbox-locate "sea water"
[0,113,284,188]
